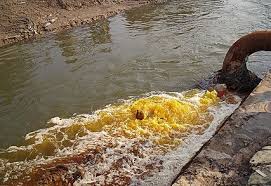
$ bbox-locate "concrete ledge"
[173,72,271,186]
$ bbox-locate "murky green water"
[0,0,270,148]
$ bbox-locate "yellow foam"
[92,90,218,147]
[1,90,219,161]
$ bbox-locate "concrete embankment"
[0,0,160,47]
[173,71,271,185]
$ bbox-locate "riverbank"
[0,0,160,47]
[173,72,271,185]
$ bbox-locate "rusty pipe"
[218,31,271,92]
[223,31,271,73]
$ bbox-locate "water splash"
[0,89,240,185]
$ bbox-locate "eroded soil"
[0,0,156,47]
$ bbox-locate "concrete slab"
[173,72,271,186]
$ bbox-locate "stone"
[69,20,77,27]
[44,24,54,31]
[248,146,271,185]
[49,18,57,23]
[248,166,271,185]
[250,148,271,166]
[262,146,271,150]
[44,22,51,27]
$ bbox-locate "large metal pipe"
[218,31,271,92]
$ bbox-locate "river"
[0,0,270,148]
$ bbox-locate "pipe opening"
[217,31,271,93]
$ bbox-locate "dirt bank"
[0,0,160,47]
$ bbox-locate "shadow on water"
[56,32,78,64]
[0,0,271,148]
[89,20,112,45]
[55,19,112,64]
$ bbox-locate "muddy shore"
[0,0,161,47]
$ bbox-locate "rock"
[43,22,53,31]
[44,22,51,27]
[262,146,271,150]
[248,167,271,185]
[49,18,57,23]
[69,20,77,27]
[44,24,54,31]
[250,148,271,166]
[248,146,271,185]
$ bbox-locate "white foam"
[138,102,240,185]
